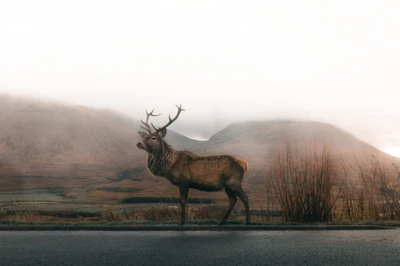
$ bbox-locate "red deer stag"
[136,104,250,225]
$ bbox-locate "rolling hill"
[1,94,399,206]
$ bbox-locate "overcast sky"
[0,0,399,155]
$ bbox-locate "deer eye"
[151,137,157,140]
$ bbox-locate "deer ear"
[138,132,148,139]
[158,128,167,139]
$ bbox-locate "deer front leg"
[179,185,189,225]
[219,188,237,225]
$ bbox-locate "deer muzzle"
[136,141,145,150]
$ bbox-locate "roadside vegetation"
[0,204,235,225]
[1,142,399,225]
[265,142,400,224]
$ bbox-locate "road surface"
[1,230,399,265]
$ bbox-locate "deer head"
[136,104,184,154]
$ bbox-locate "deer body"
[149,149,246,191]
[137,105,251,225]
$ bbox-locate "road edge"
[0,224,397,231]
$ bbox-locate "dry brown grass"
[0,208,7,220]
[100,205,146,221]
[0,204,237,223]
[99,204,235,222]
[0,206,39,222]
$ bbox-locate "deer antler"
[153,104,185,133]
[140,109,161,133]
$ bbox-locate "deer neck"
[147,141,173,175]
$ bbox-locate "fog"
[1,1,400,156]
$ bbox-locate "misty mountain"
[202,119,386,158]
[0,94,399,203]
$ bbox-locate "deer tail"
[235,158,248,172]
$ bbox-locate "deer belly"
[189,181,223,192]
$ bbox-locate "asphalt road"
[1,230,399,266]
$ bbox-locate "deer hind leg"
[226,180,251,225]
[236,190,251,225]
[219,188,237,225]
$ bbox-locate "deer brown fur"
[136,104,250,225]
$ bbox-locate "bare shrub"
[268,143,341,222]
[336,163,362,223]
[338,156,400,222]
[264,177,282,222]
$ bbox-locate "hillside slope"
[196,120,400,186]
[0,95,195,190]
[1,94,399,205]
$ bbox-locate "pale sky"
[0,0,400,156]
